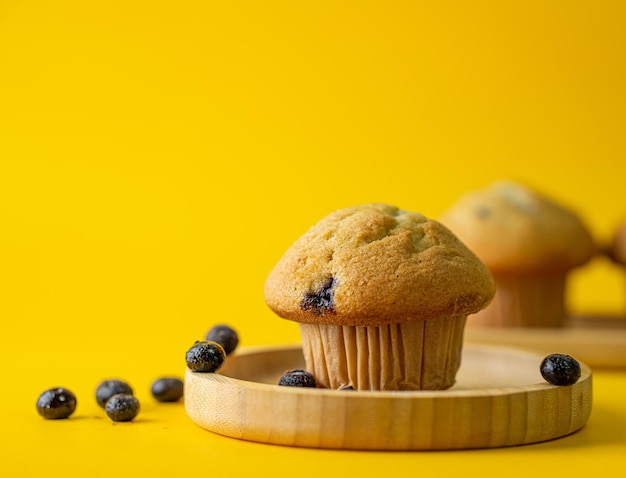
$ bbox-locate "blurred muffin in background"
[609,219,626,265]
[608,219,626,313]
[439,180,596,328]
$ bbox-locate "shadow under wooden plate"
[184,344,592,450]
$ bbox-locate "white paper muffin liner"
[468,275,566,327]
[299,315,467,391]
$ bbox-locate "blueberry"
[36,388,77,419]
[151,377,184,402]
[96,379,134,408]
[186,341,226,373]
[301,277,336,316]
[205,324,239,355]
[278,369,317,388]
[540,354,582,386]
[105,394,140,422]
[475,206,491,219]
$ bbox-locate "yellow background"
[1,1,625,477]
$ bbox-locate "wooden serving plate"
[465,314,626,369]
[184,344,592,450]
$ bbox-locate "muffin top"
[439,181,596,276]
[610,220,626,265]
[264,204,495,326]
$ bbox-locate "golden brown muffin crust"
[264,204,495,326]
[439,181,596,276]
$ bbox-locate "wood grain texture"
[184,344,592,450]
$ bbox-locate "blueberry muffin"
[609,219,626,266]
[439,181,596,328]
[609,219,626,311]
[264,204,495,391]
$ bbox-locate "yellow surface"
[1,1,626,476]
